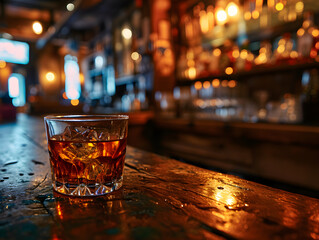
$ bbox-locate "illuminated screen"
[8,73,26,107]
[0,38,29,64]
[64,55,81,100]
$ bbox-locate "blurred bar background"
[0,0,319,196]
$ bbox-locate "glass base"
[52,177,123,197]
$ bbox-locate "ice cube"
[82,128,98,141]
[60,142,99,163]
[84,160,104,181]
[61,126,82,141]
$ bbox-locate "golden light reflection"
[295,1,304,13]
[200,10,209,34]
[252,10,260,19]
[303,20,310,29]
[290,51,299,58]
[203,81,211,89]
[315,42,319,50]
[244,11,251,21]
[275,2,284,11]
[131,52,140,61]
[221,80,228,87]
[297,28,305,37]
[207,6,214,29]
[188,67,196,79]
[240,50,248,59]
[312,29,319,38]
[216,8,227,25]
[232,49,239,58]
[228,80,237,88]
[122,28,132,39]
[45,72,55,82]
[212,79,220,88]
[225,67,233,75]
[213,48,221,57]
[57,203,63,219]
[277,45,285,54]
[32,21,43,35]
[0,60,6,68]
[268,0,275,8]
[194,81,202,90]
[71,99,79,106]
[214,189,237,206]
[226,2,239,17]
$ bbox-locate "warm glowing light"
[203,81,211,89]
[216,9,227,25]
[131,52,140,61]
[247,53,254,61]
[315,42,319,50]
[290,51,298,58]
[194,81,202,90]
[295,1,304,13]
[0,60,6,68]
[45,72,55,82]
[316,55,319,62]
[200,10,209,33]
[278,38,286,45]
[212,79,220,88]
[71,99,79,106]
[228,80,237,88]
[225,67,233,75]
[297,28,305,37]
[275,2,284,11]
[207,6,214,29]
[252,10,260,19]
[277,45,285,54]
[221,80,228,87]
[240,50,248,59]
[268,0,275,8]
[232,49,239,58]
[122,28,132,39]
[213,48,221,57]
[62,92,68,99]
[244,12,251,21]
[226,2,238,17]
[310,49,317,58]
[66,3,75,11]
[312,29,319,38]
[32,21,43,35]
[187,59,195,67]
[57,203,63,219]
[188,67,196,79]
[303,20,310,29]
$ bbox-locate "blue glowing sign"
[8,73,26,106]
[64,55,81,100]
[0,38,29,64]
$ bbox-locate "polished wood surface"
[0,114,319,239]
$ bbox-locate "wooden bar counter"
[0,114,319,239]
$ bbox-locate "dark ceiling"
[0,0,133,46]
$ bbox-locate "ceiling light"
[66,3,75,11]
[32,21,43,35]
[216,8,227,25]
[122,28,132,39]
[226,2,239,17]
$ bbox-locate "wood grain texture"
[0,114,319,240]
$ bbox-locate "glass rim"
[44,114,129,122]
